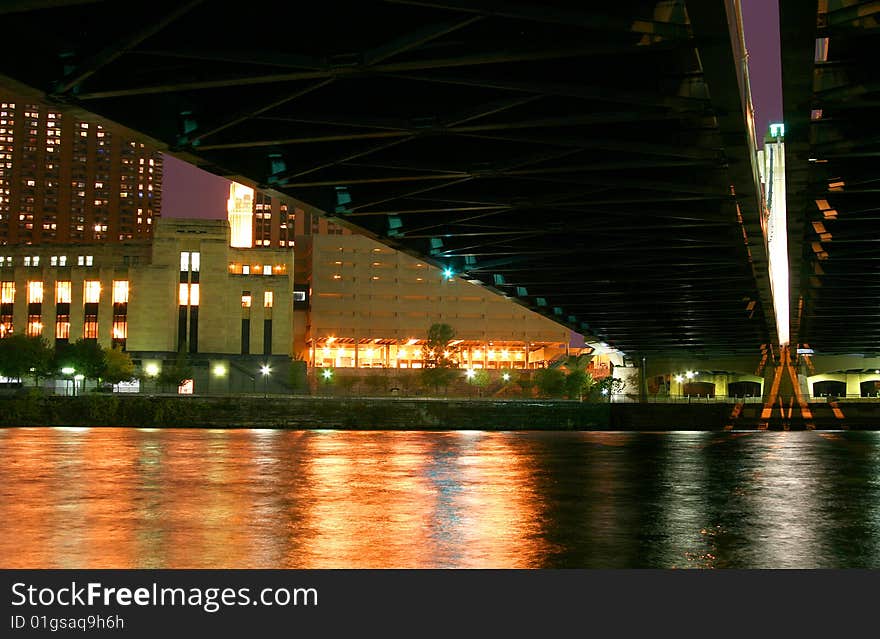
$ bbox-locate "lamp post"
[144,363,159,394]
[260,364,271,398]
[212,364,227,395]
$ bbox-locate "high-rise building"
[0,92,162,245]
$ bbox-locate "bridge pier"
[759,346,813,429]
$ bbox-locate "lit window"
[191,252,200,273]
[241,292,252,308]
[112,280,129,304]
[84,280,100,304]
[24,256,30,267]
[264,291,273,308]
[55,319,70,340]
[242,265,250,275]
[50,256,57,267]
[59,256,66,266]
[27,281,43,304]
[178,283,189,306]
[180,251,189,272]
[263,264,272,276]
[189,283,199,306]
[55,281,71,303]
[1,281,15,303]
[78,255,84,266]
[85,255,93,266]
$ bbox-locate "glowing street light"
[502,372,511,382]
[443,267,454,280]
[465,369,476,380]
[260,364,271,398]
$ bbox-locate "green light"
[769,122,785,138]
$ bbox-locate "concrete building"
[0,92,162,245]
[0,215,294,392]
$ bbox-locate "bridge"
[0,0,878,414]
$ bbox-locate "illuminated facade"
[277,202,575,369]
[225,189,582,369]
[0,92,162,245]
[0,217,293,389]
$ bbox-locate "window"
[27,281,43,304]
[242,265,250,275]
[84,280,100,304]
[241,292,252,308]
[55,281,71,304]
[112,280,129,304]
[178,283,189,306]
[264,291,273,308]
[189,283,199,306]
[86,255,93,267]
[1,281,14,304]
[180,251,189,272]
[191,252,200,272]
[293,291,307,303]
[59,255,67,267]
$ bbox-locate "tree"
[65,338,106,384]
[564,369,592,400]
[535,367,566,398]
[420,323,459,395]
[422,323,458,368]
[591,376,625,402]
[158,345,193,391]
[0,334,53,384]
[467,368,491,397]
[420,366,458,395]
[103,346,135,385]
[517,371,536,397]
[558,353,594,400]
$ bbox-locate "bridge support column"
[760,346,813,429]
[639,356,648,403]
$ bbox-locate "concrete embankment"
[1,394,878,430]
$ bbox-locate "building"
[224,187,604,372]
[0,92,162,245]
[0,211,294,393]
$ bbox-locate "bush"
[535,368,566,398]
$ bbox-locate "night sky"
[161,1,783,220]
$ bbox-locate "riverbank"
[1,393,877,429]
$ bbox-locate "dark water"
[1,428,879,569]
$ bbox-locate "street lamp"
[260,364,271,398]
[144,363,159,394]
[212,364,227,395]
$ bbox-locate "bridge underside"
[0,0,773,356]
[782,0,880,355]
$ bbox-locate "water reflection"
[1,429,880,568]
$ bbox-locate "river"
[1,428,879,568]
